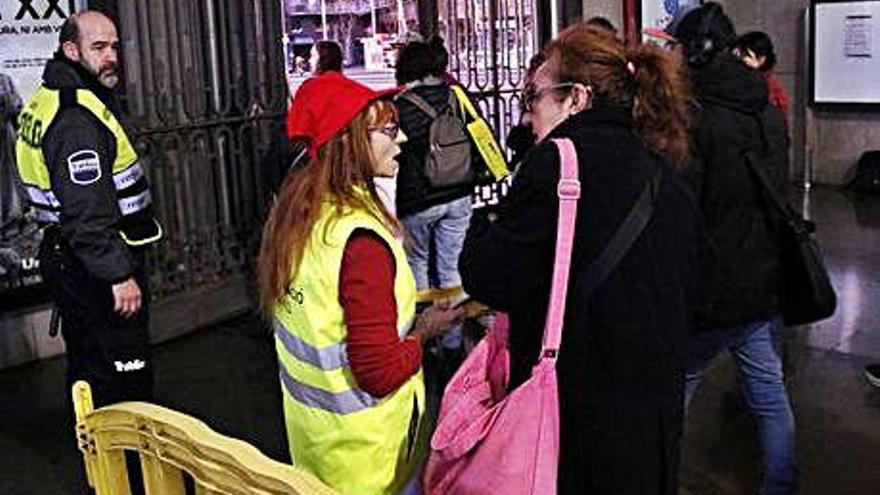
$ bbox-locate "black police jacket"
[39,56,143,283]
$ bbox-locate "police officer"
[16,11,161,407]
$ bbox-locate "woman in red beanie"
[259,74,462,494]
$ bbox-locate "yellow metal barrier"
[72,381,341,495]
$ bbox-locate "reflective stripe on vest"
[274,201,424,494]
[23,185,60,209]
[113,161,145,190]
[274,319,349,370]
[274,201,418,411]
[279,368,379,415]
[36,210,60,223]
[118,189,152,216]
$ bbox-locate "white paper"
[0,1,82,100]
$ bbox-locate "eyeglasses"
[521,82,576,113]
[369,122,400,139]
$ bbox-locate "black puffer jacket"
[394,78,473,218]
[688,53,790,329]
[460,108,703,494]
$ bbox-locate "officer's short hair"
[59,14,81,46]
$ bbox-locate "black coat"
[688,53,789,329]
[460,108,702,495]
[394,79,473,218]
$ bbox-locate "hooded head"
[673,2,737,67]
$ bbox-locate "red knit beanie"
[286,71,398,159]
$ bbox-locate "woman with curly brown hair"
[459,24,702,494]
[259,73,461,494]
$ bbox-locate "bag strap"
[702,94,808,234]
[450,85,479,123]
[398,91,439,120]
[742,152,812,234]
[540,138,580,358]
[541,154,663,361]
[576,167,662,302]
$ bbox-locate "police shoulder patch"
[68,150,102,185]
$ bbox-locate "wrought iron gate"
[439,0,536,208]
[116,0,288,309]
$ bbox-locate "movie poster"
[0,0,85,308]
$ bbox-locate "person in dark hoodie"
[674,4,796,495]
[15,11,161,407]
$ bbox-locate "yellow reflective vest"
[15,86,161,245]
[273,198,426,495]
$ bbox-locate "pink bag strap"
[541,138,580,362]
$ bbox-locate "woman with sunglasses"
[259,72,462,495]
[459,24,701,494]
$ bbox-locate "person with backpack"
[674,4,797,494]
[394,38,476,359]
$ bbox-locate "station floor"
[0,186,878,494]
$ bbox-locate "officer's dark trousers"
[39,227,154,407]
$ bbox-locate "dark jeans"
[39,228,154,408]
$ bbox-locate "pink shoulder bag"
[422,138,580,495]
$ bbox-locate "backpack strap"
[397,91,438,120]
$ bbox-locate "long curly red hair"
[258,101,398,314]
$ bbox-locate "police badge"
[67,150,102,185]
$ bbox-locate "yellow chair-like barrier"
[72,381,341,495]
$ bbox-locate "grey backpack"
[398,89,473,187]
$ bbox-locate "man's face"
[65,14,120,89]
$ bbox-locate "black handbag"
[744,152,837,326]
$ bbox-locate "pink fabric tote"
[422,138,580,495]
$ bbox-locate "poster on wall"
[0,0,84,101]
[843,14,873,58]
[641,0,700,39]
[813,1,880,105]
[0,0,85,309]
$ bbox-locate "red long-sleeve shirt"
[339,230,422,397]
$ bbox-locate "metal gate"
[439,0,536,208]
[115,0,288,320]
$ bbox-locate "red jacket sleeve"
[340,230,422,397]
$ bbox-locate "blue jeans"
[401,196,472,349]
[685,316,796,495]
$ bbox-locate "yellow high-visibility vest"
[273,197,426,495]
[15,86,161,245]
